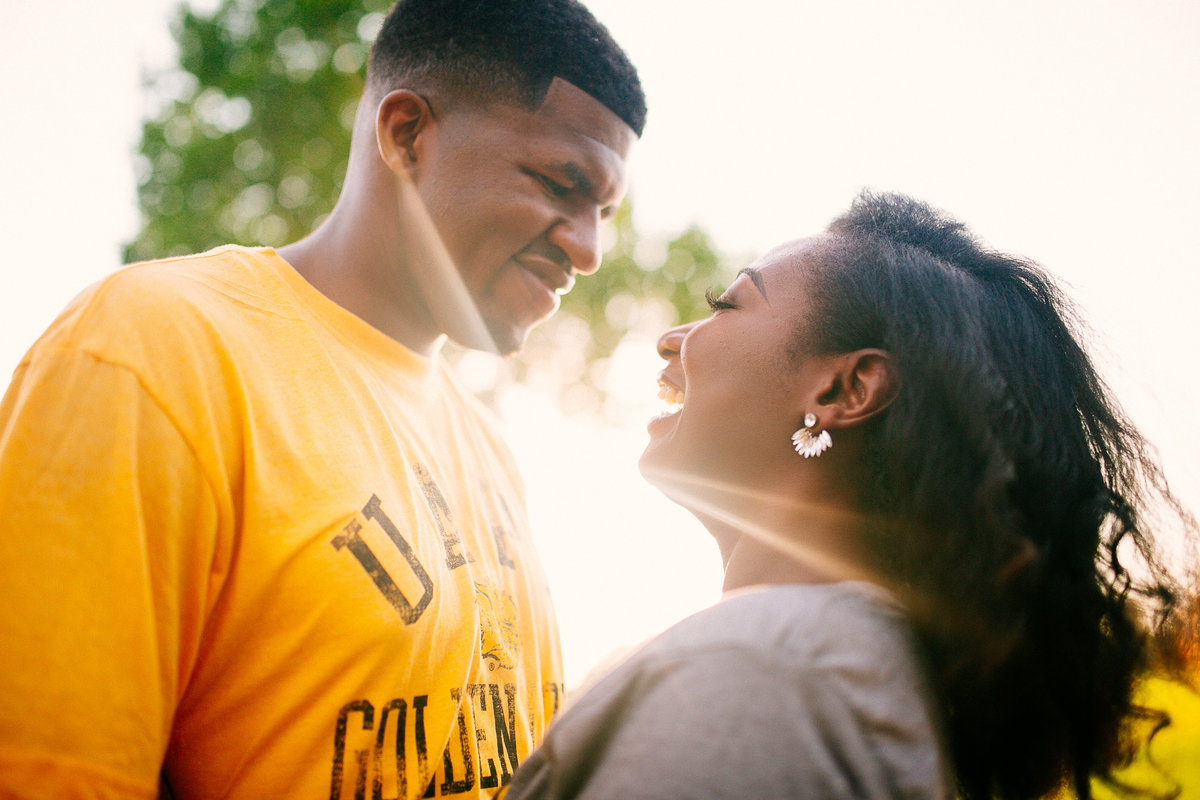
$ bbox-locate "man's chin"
[482,319,528,358]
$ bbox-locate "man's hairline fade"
[365,56,553,118]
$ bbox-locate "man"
[0,1,643,797]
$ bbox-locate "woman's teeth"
[657,379,684,413]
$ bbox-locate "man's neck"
[278,199,445,359]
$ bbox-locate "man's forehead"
[533,77,637,158]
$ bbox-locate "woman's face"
[640,237,830,495]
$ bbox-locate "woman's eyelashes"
[705,287,735,312]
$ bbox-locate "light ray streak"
[393,169,498,354]
[640,464,880,586]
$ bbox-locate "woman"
[503,192,1192,799]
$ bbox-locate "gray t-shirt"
[505,581,953,800]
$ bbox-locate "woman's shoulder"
[645,581,910,665]
[524,582,952,800]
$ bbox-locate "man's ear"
[813,348,898,428]
[375,89,433,175]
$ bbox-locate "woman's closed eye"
[705,287,735,312]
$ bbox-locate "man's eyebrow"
[554,161,594,194]
[739,267,768,300]
[551,159,625,210]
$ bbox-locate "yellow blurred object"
[1092,676,1200,800]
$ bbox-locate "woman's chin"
[637,439,675,492]
[645,406,680,435]
[636,442,661,483]
[637,443,697,508]
[640,407,680,473]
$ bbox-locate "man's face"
[411,78,636,355]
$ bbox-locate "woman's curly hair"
[812,191,1194,800]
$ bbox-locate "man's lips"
[513,254,574,296]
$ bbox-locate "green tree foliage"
[127,0,732,415]
[127,0,391,259]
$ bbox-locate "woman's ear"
[815,348,898,428]
[375,89,433,176]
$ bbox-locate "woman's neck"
[699,486,875,593]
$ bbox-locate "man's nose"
[548,207,602,276]
[656,321,697,360]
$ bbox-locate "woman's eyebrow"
[738,267,768,300]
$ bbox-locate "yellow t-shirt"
[0,246,563,799]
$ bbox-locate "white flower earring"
[791,412,832,458]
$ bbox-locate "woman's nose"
[656,321,697,360]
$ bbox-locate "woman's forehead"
[753,236,833,289]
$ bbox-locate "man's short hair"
[368,0,646,136]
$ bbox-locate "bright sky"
[2,0,1198,688]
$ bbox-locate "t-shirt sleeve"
[0,348,222,799]
[510,645,928,800]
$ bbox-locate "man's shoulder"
[99,244,281,309]
[42,246,287,345]
[20,245,301,386]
